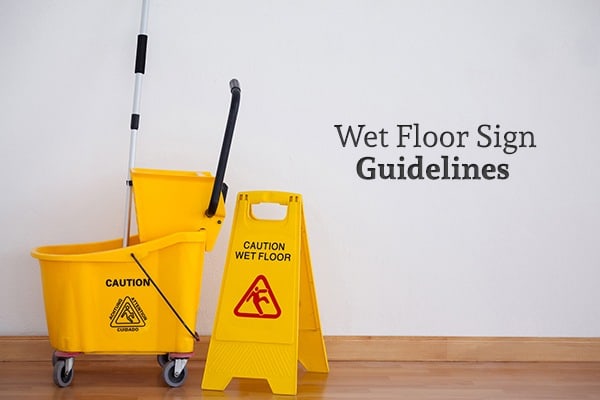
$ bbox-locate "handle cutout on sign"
[250,202,288,221]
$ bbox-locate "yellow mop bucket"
[32,77,241,388]
[31,0,241,387]
[32,231,205,387]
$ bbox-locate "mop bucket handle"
[206,79,241,217]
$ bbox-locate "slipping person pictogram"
[233,275,281,318]
[248,286,270,315]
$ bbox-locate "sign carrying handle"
[241,191,301,227]
[206,79,241,218]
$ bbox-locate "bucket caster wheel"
[157,353,170,367]
[163,359,188,387]
[53,358,74,387]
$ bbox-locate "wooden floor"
[1,359,599,399]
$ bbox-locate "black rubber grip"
[130,114,140,130]
[229,78,240,92]
[135,34,148,74]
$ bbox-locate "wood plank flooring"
[0,359,599,399]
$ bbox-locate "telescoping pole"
[123,0,150,247]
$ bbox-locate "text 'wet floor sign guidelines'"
[202,191,329,395]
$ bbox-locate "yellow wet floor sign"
[202,191,329,395]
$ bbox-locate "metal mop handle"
[122,0,150,247]
[206,79,241,218]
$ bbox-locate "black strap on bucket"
[130,253,200,341]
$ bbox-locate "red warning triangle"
[234,275,281,319]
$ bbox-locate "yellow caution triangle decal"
[110,296,146,328]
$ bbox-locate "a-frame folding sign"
[202,191,329,395]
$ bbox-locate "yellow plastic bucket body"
[131,168,226,250]
[31,231,205,354]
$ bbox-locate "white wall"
[1,0,599,337]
